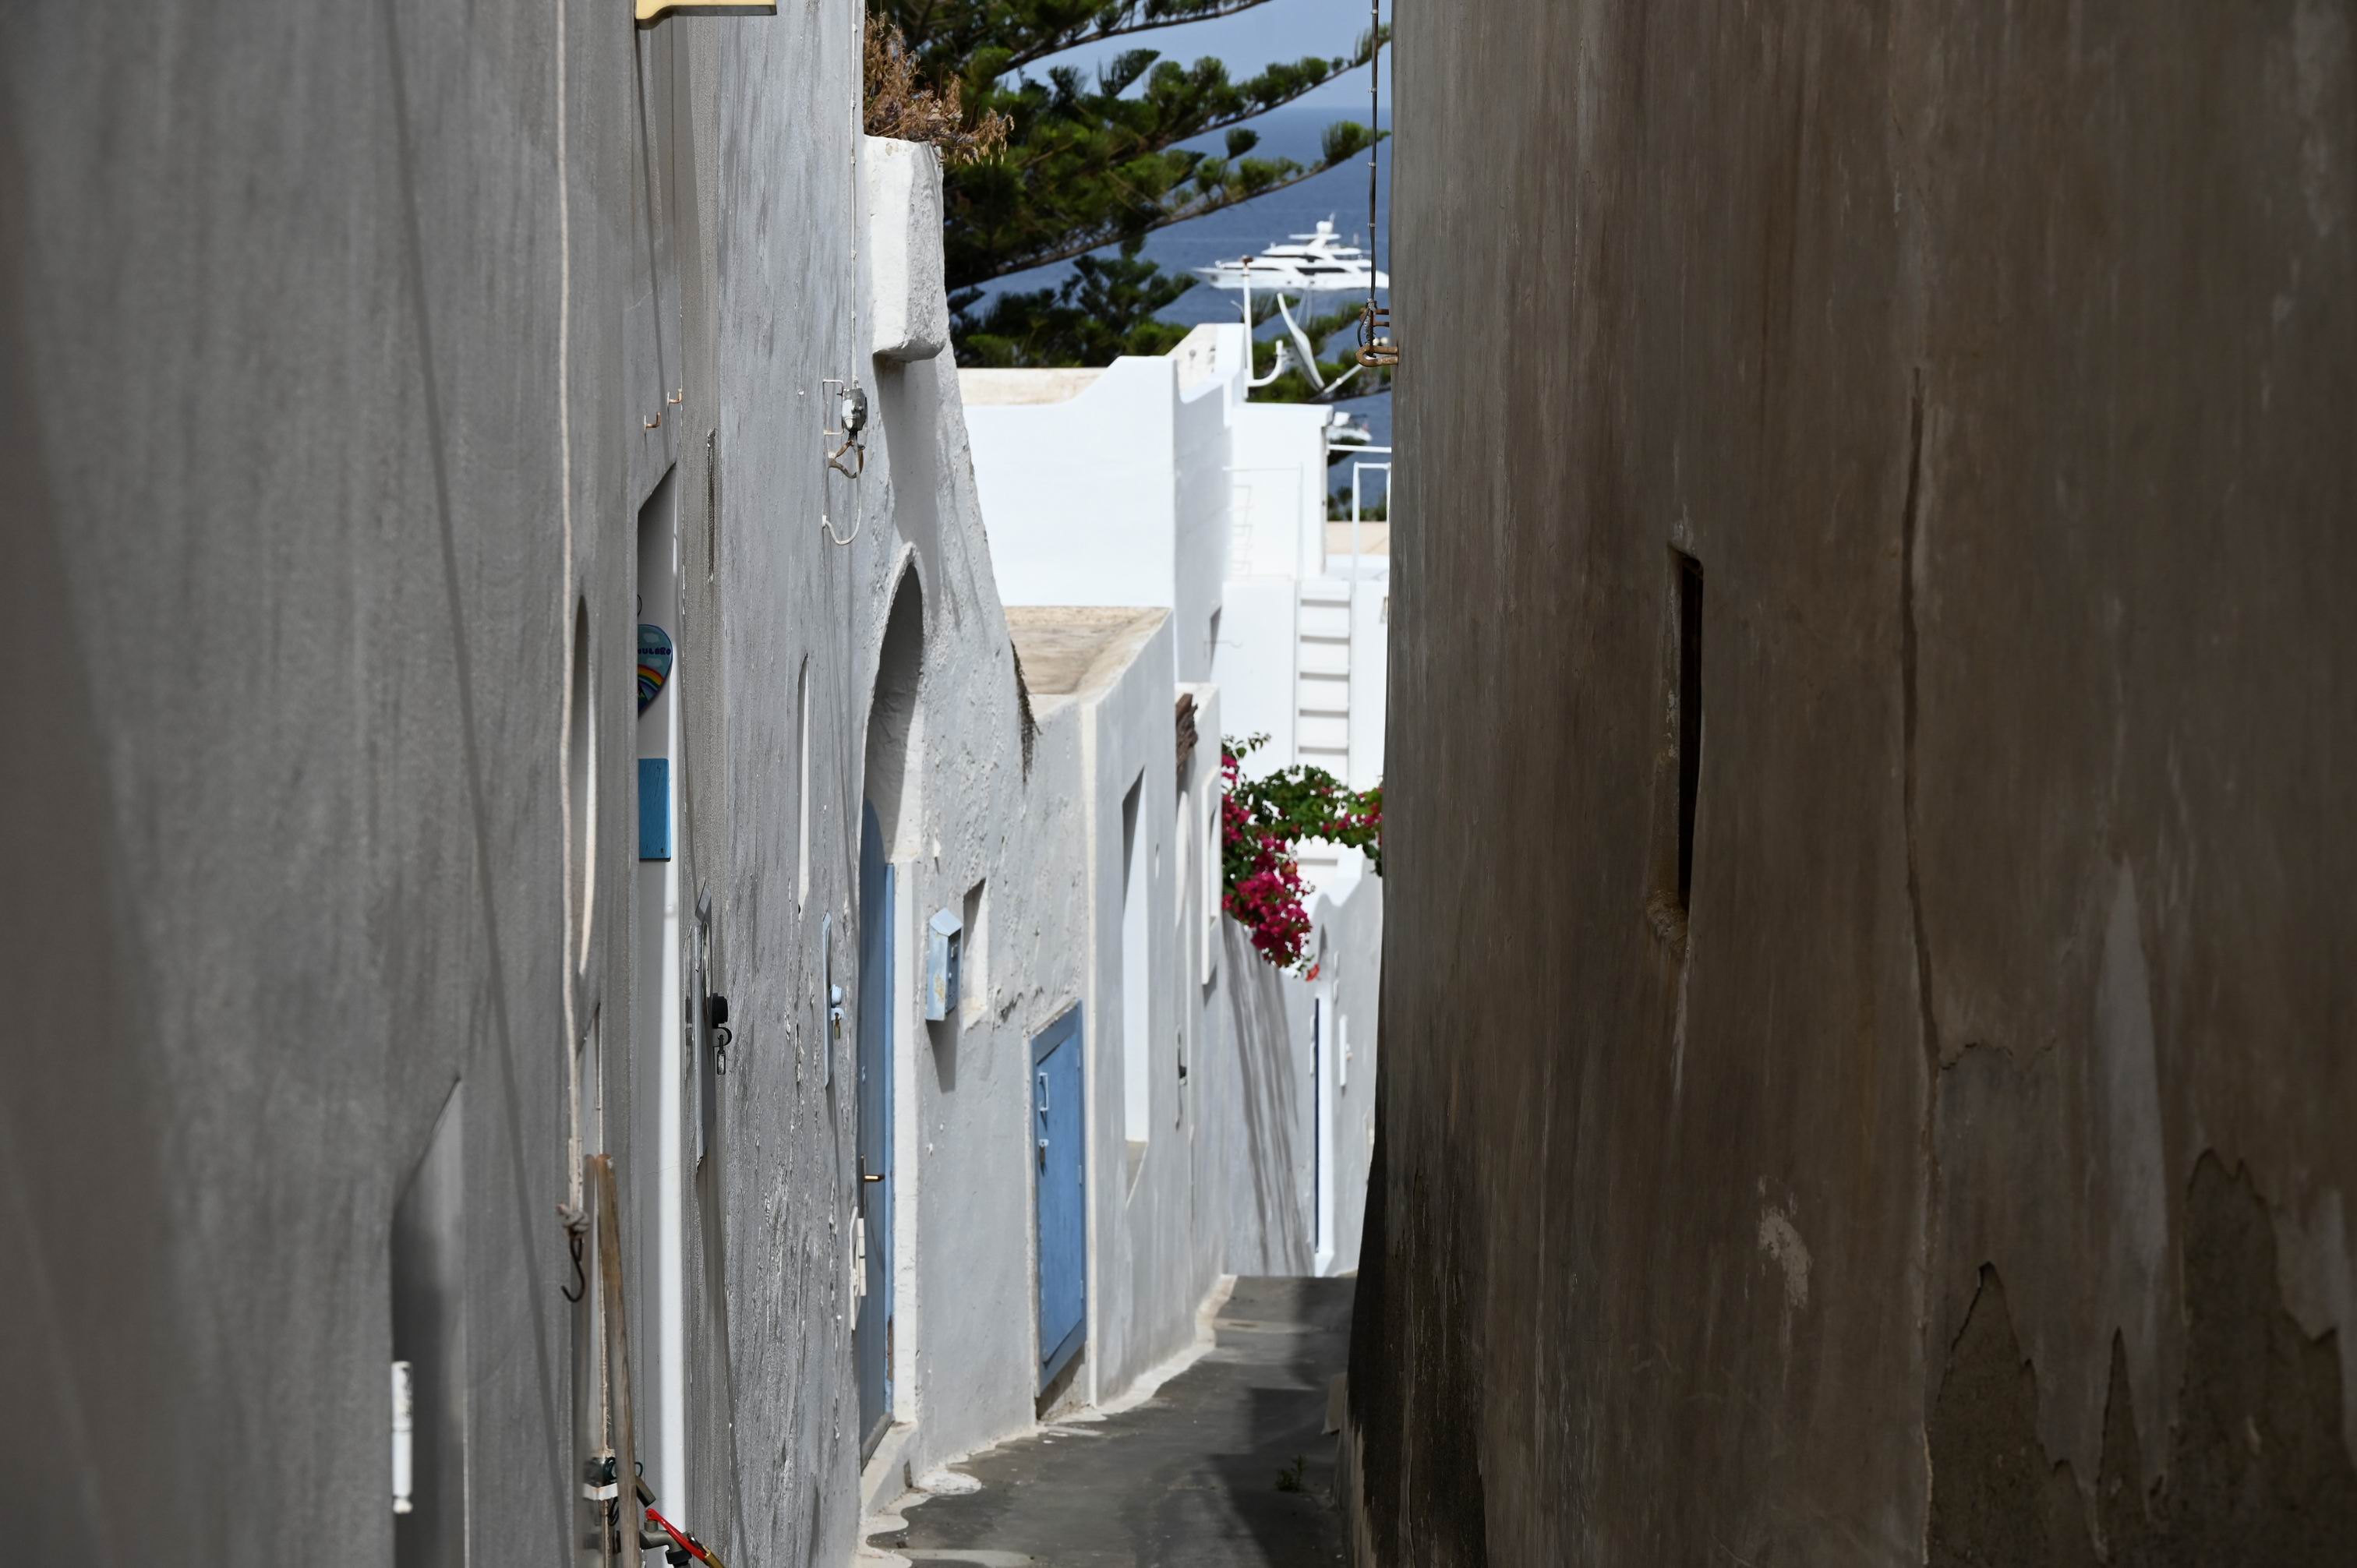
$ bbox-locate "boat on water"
[1195,219,1388,293]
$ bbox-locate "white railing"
[1344,445,1391,570]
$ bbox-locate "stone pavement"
[866,1277,1353,1567]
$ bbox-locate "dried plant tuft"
[864,24,1010,165]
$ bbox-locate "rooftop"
[960,367,1105,406]
[1006,606,1167,700]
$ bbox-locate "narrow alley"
[864,1278,1352,1568]
[7,2,2356,1566]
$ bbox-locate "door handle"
[1037,1071,1050,1114]
[859,1156,883,1185]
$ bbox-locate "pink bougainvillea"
[1218,736,1383,973]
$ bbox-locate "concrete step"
[1298,602,1352,641]
[860,1421,919,1516]
[1297,673,1352,713]
[1298,715,1351,752]
[1297,640,1352,677]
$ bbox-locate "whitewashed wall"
[839,158,1256,1492]
[2,6,1359,1557]
[961,320,1393,1305]
[1231,401,1334,581]
[961,326,1245,685]
[2,5,876,1565]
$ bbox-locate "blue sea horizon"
[970,104,1395,499]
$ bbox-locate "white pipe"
[656,535,687,1520]
[637,508,688,1523]
[390,1360,414,1515]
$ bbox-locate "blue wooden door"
[1032,1007,1086,1389]
[857,801,894,1456]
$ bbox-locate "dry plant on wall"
[864,23,1011,164]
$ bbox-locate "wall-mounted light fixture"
[819,381,870,546]
[824,379,869,478]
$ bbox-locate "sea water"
[972,105,1394,500]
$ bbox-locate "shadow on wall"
[1929,1153,2357,1566]
[865,570,925,856]
[1340,1089,1489,1568]
[1,175,213,1556]
[1223,920,1311,1274]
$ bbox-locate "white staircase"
[1295,581,1355,883]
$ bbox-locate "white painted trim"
[891,857,922,1425]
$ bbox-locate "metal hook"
[1356,301,1401,369]
[560,1227,587,1303]
[1359,2,1400,373]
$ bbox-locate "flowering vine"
[1220,735,1384,972]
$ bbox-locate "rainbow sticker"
[638,623,674,714]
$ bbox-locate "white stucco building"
[960,323,1391,1296]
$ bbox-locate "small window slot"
[1673,550,1705,912]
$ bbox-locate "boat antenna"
[1357,0,1399,369]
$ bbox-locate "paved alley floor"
[868,1277,1352,1567]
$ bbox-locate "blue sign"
[638,623,674,714]
[638,758,671,861]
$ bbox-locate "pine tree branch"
[966,149,1369,281]
[1002,0,1283,72]
[1005,65,1361,179]
[1158,70,1369,150]
[1001,29,1384,171]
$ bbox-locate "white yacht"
[1196,219,1388,293]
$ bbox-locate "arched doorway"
[857,569,924,1458]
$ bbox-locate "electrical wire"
[1369,0,1380,323]
[1356,0,1398,369]
[823,23,867,548]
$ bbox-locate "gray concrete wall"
[677,15,874,1562]
[1348,2,2357,1563]
[1201,875,1384,1281]
[1,0,693,1559]
[1314,875,1383,1277]
[1,5,1380,1560]
[1208,920,1318,1277]
[0,3,892,1562]
[1074,616,1213,1402]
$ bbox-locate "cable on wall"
[1356,0,1399,370]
